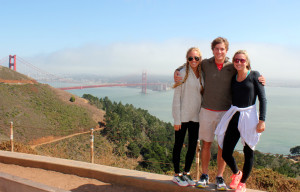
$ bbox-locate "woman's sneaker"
[172,173,189,187]
[216,176,227,190]
[182,172,196,186]
[230,171,243,189]
[196,174,209,188]
[236,182,246,192]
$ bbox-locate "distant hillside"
[0,66,104,143]
[0,65,36,83]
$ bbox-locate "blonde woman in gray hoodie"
[172,47,203,187]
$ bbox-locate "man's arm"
[174,63,186,83]
[258,75,266,86]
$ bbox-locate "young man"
[174,37,264,191]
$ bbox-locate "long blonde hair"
[173,47,203,94]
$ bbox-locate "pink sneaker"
[230,171,243,189]
[236,182,246,192]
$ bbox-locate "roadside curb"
[0,151,264,192]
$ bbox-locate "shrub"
[69,96,76,102]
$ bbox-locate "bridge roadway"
[0,151,264,192]
[58,83,163,90]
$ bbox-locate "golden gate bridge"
[0,55,168,93]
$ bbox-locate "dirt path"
[30,127,103,149]
[0,162,144,192]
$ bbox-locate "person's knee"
[222,146,233,161]
[222,152,229,161]
[202,141,212,150]
[218,147,224,157]
[218,146,223,153]
[244,145,254,159]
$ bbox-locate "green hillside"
[0,66,98,143]
[0,65,34,81]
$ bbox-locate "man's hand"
[174,70,182,83]
[258,75,266,86]
[256,120,265,133]
[174,124,181,131]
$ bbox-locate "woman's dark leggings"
[173,121,199,174]
[222,112,254,183]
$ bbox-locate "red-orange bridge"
[58,82,166,93]
[0,55,168,94]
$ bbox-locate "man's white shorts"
[198,108,226,142]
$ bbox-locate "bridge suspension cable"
[17,56,72,83]
[1,55,166,91]
[0,56,8,66]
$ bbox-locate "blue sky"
[1,0,300,80]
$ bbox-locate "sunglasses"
[234,58,246,64]
[188,56,200,61]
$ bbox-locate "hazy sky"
[1,0,300,80]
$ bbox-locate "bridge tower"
[142,71,147,94]
[9,55,16,71]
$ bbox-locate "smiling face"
[233,53,248,72]
[213,42,227,64]
[187,50,201,70]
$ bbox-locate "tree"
[290,146,300,156]
[127,142,140,158]
[83,95,175,173]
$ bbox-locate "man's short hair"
[211,37,229,51]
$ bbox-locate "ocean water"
[66,86,300,155]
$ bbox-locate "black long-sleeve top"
[231,70,267,121]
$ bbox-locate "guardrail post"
[90,128,94,163]
[196,140,201,180]
[10,122,14,152]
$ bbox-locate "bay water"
[67,86,300,155]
